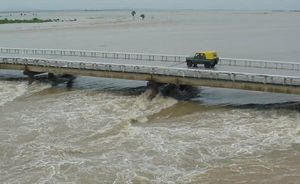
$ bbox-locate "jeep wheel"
[187,61,192,67]
[204,63,211,68]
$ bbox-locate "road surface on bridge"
[1,47,300,95]
[0,51,299,78]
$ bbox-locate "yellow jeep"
[186,51,219,68]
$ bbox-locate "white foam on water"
[0,81,52,107]
[109,108,300,183]
[0,87,177,146]
[293,113,300,144]
[0,81,27,107]
[0,88,180,184]
[1,86,299,184]
[122,89,178,123]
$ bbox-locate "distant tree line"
[0,18,77,24]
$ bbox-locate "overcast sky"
[1,0,300,11]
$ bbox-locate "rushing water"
[1,10,300,184]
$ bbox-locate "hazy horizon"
[1,0,300,12]
[1,8,300,13]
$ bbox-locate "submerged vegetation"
[130,11,147,20]
[0,18,52,24]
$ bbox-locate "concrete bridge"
[1,47,300,95]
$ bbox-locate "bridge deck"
[1,48,300,95]
[0,52,299,78]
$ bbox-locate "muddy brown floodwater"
[0,10,300,184]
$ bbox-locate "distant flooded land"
[0,18,77,24]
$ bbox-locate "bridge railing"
[0,48,186,62]
[1,57,300,87]
[1,47,300,71]
[219,58,300,71]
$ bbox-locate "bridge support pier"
[48,73,58,83]
[62,74,76,88]
[48,73,76,87]
[23,70,44,84]
[23,70,76,87]
[147,80,164,100]
[147,80,198,100]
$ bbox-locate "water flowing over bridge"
[1,47,300,95]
